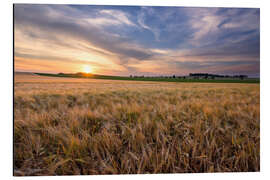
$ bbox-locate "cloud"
[14,5,260,76]
[99,9,137,26]
[184,7,259,49]
[14,4,153,62]
[137,7,161,41]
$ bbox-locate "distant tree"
[183,76,186,79]
[130,75,133,78]
[239,75,247,80]
[173,75,176,78]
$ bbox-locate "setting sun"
[83,65,92,73]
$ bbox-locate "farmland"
[14,73,260,175]
[35,72,260,84]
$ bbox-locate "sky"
[14,4,260,77]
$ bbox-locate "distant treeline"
[35,72,259,83]
[189,73,248,79]
[56,72,249,80]
[130,75,187,79]
[129,73,249,80]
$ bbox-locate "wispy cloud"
[99,9,137,27]
[137,7,161,41]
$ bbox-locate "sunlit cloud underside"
[14,5,260,77]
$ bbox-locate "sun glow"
[83,65,92,73]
